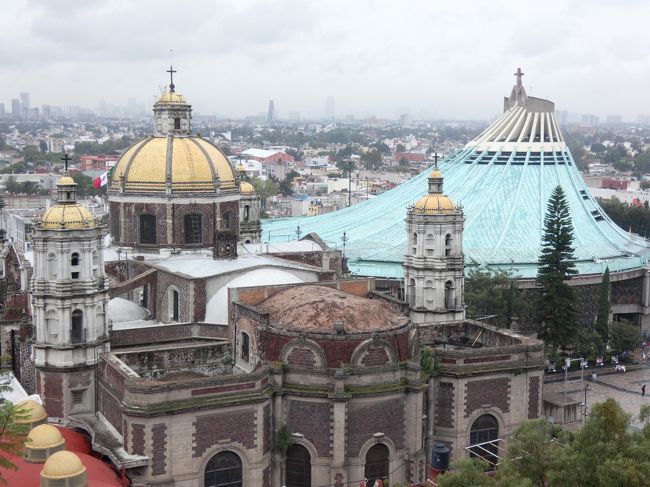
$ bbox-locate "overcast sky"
[1,0,650,120]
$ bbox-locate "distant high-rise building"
[555,110,569,125]
[11,99,20,117]
[581,114,599,127]
[19,92,30,120]
[605,114,622,124]
[41,105,51,121]
[19,92,30,110]
[325,96,335,120]
[266,99,275,126]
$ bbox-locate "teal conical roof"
[262,74,650,278]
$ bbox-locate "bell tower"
[153,65,193,136]
[31,173,109,421]
[404,168,465,324]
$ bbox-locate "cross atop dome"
[167,65,177,93]
[514,67,524,87]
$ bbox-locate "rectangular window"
[174,118,181,130]
[184,214,203,244]
[71,390,84,405]
[139,215,156,244]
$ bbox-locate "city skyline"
[2,0,650,120]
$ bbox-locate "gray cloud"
[1,0,649,119]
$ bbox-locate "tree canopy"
[537,185,579,350]
[439,398,650,487]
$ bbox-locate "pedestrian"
[643,385,646,398]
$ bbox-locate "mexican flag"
[93,166,114,189]
[93,171,108,189]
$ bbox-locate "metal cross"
[433,151,439,168]
[61,153,71,172]
[514,67,524,87]
[166,65,177,92]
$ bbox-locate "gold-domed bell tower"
[31,174,109,421]
[153,65,192,136]
[238,180,262,244]
[404,167,465,323]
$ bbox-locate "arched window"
[286,444,311,487]
[48,253,57,280]
[365,444,389,486]
[445,281,455,309]
[111,212,121,241]
[70,252,79,266]
[445,233,452,256]
[412,232,418,245]
[240,332,250,362]
[174,118,181,130]
[425,280,434,304]
[71,310,84,344]
[408,278,416,308]
[184,213,203,244]
[243,205,250,222]
[139,214,156,244]
[204,451,242,487]
[169,289,179,322]
[426,233,435,256]
[223,210,233,230]
[469,414,499,470]
[46,309,58,336]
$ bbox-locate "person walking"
[642,384,646,398]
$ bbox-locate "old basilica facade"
[3,74,546,487]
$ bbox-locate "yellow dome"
[15,400,48,425]
[109,137,236,194]
[41,451,86,479]
[157,91,186,104]
[26,424,64,449]
[414,194,456,214]
[56,176,76,186]
[429,169,443,178]
[236,162,246,173]
[40,204,96,229]
[240,181,255,195]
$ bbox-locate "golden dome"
[15,400,48,425]
[240,181,255,195]
[40,204,96,230]
[414,194,456,214]
[41,451,86,479]
[429,169,442,179]
[157,91,186,104]
[26,424,64,449]
[236,162,246,173]
[56,176,76,186]
[109,136,236,194]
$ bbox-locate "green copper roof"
[262,87,650,279]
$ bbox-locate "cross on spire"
[61,153,71,172]
[166,65,177,92]
[514,67,524,87]
[433,151,439,168]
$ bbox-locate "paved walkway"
[544,362,650,429]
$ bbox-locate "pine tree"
[595,267,610,350]
[537,185,579,350]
